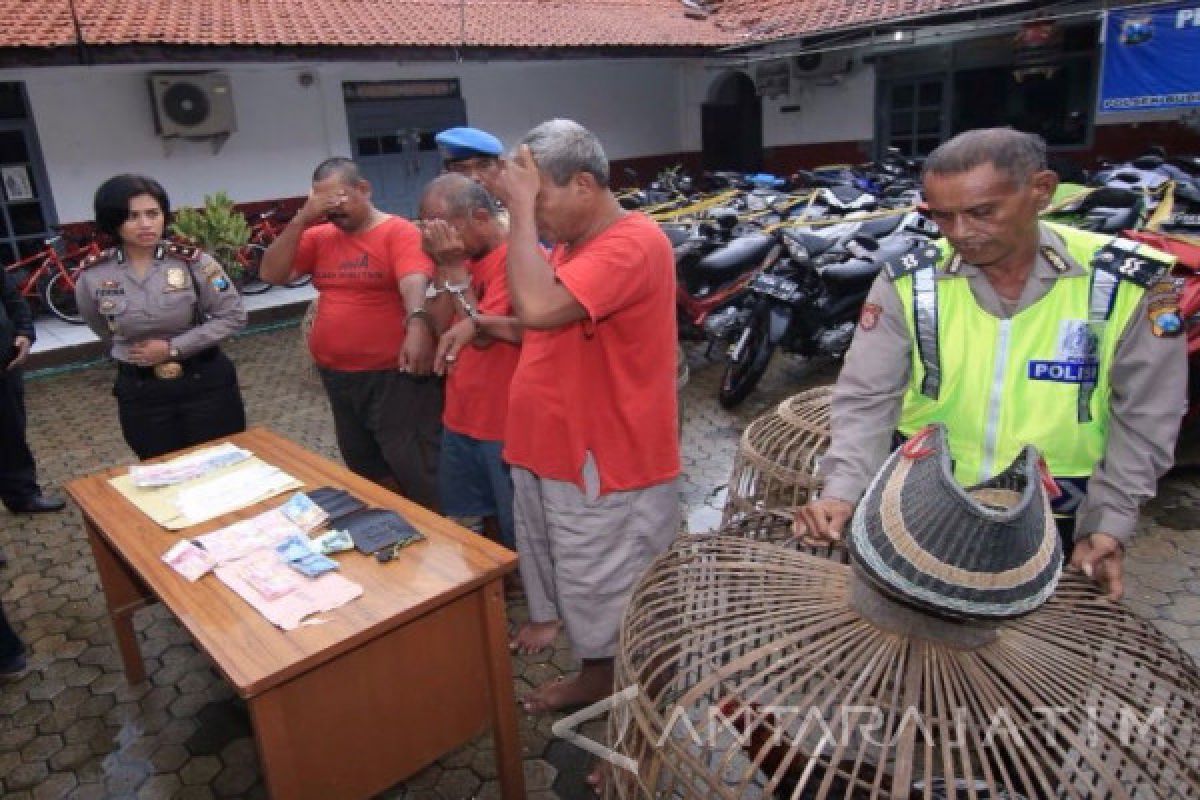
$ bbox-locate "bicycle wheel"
[237,245,272,295]
[42,270,84,323]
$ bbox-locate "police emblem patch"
[166,267,186,290]
[1147,276,1184,338]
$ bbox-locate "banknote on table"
[161,539,216,581]
[280,492,329,533]
[130,442,251,487]
[311,529,354,555]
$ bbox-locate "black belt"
[117,347,220,380]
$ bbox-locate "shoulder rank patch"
[1146,275,1184,337]
[1040,246,1071,273]
[78,247,117,270]
[883,239,941,281]
[165,241,202,264]
[1090,239,1173,288]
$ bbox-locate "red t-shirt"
[444,243,521,442]
[503,213,680,493]
[293,217,434,371]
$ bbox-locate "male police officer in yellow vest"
[795,128,1186,602]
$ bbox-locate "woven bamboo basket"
[713,509,848,564]
[722,386,833,525]
[607,536,1200,799]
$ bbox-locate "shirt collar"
[938,222,1087,281]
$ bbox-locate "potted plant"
[170,191,251,286]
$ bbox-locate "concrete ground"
[2,323,1199,799]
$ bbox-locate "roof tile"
[0,0,1013,51]
[0,0,728,49]
[0,2,78,49]
[712,0,1003,43]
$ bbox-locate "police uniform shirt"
[74,242,248,363]
[820,222,1187,545]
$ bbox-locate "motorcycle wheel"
[718,313,775,409]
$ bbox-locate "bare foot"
[509,620,562,655]
[520,662,614,715]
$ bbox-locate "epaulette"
[1090,238,1173,288]
[883,238,942,281]
[78,247,117,270]
[164,241,203,264]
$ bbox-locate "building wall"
[2,58,693,223]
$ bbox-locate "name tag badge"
[1028,360,1099,384]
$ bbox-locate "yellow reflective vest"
[893,222,1169,485]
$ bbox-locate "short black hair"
[312,157,364,185]
[93,174,170,239]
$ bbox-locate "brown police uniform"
[821,223,1186,549]
[75,241,248,460]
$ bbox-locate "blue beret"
[436,127,504,160]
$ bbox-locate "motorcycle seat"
[820,255,882,287]
[857,214,906,239]
[693,232,776,281]
[660,224,692,248]
[783,230,841,258]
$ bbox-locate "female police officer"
[75,174,248,460]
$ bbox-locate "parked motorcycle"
[670,209,785,343]
[714,211,937,408]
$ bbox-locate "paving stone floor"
[2,322,1200,799]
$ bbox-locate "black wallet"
[337,508,426,556]
[307,487,368,523]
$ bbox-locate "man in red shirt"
[418,173,522,548]
[260,158,441,509]
[495,119,681,715]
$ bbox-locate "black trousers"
[317,367,443,511]
[0,367,39,507]
[114,349,247,461]
[0,597,22,662]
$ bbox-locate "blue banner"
[1099,3,1200,112]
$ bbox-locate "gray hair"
[519,119,610,187]
[420,173,498,217]
[923,128,1047,185]
[312,156,364,185]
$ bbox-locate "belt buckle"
[153,361,183,380]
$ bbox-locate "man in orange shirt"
[495,119,681,714]
[418,173,522,548]
[260,158,441,509]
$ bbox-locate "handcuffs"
[428,280,481,327]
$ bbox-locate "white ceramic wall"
[2,58,694,223]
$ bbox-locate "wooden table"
[66,427,525,800]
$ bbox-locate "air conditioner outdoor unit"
[149,72,236,138]
[792,53,854,81]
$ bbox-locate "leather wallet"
[337,508,426,555]
[306,487,367,524]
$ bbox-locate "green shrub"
[171,192,251,279]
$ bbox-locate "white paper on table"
[214,549,363,631]
[175,464,301,523]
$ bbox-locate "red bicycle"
[235,207,312,295]
[3,231,100,323]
